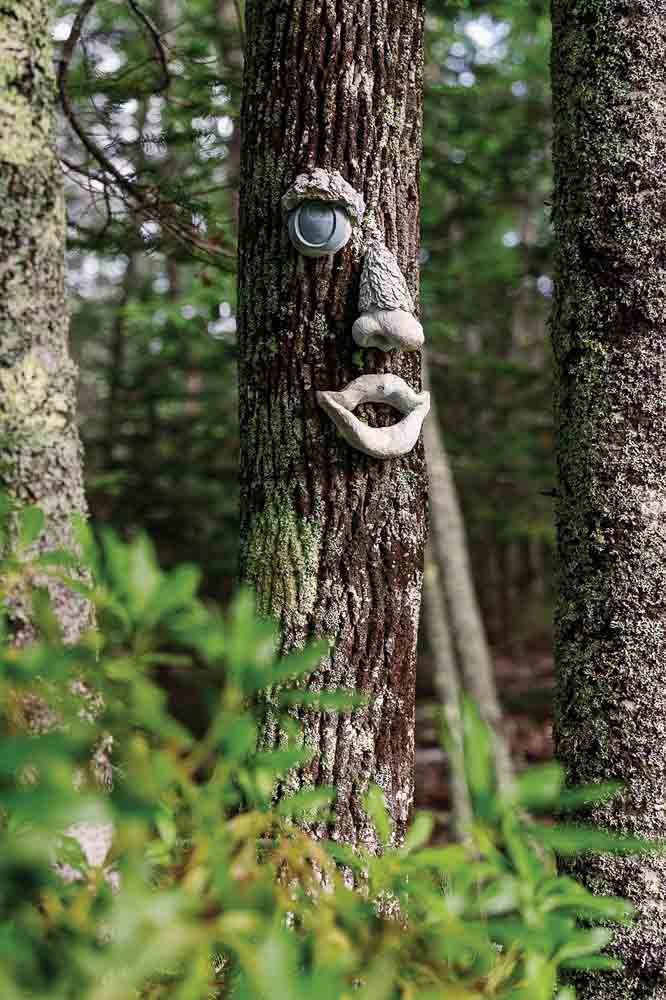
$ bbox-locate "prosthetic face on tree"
[283,169,430,460]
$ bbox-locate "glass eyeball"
[287,200,353,257]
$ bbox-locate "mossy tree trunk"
[551,3,666,995]
[0,0,90,644]
[237,0,427,851]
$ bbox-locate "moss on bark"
[0,0,90,643]
[551,2,666,994]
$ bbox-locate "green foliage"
[0,510,641,999]
[56,0,241,596]
[421,0,555,647]
[59,0,557,650]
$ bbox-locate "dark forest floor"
[415,649,554,833]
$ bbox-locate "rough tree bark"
[237,0,427,850]
[551,3,666,996]
[0,0,91,644]
[0,2,113,875]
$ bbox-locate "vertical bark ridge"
[238,0,426,850]
[551,3,666,995]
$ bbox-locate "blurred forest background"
[55,0,553,818]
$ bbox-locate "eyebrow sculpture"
[282,168,366,226]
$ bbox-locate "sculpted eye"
[287,200,352,257]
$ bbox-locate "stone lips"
[317,373,430,459]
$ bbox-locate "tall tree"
[0,0,114,875]
[423,356,513,793]
[0,0,90,644]
[237,0,428,850]
[551,3,666,997]
[422,547,471,841]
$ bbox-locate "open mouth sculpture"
[317,374,430,460]
[283,169,430,460]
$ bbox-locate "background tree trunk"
[551,4,666,996]
[422,547,471,841]
[237,0,427,850]
[0,0,112,873]
[423,357,513,792]
[0,0,90,644]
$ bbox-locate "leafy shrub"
[0,510,638,998]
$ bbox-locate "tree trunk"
[237,0,427,851]
[551,4,666,996]
[422,358,513,792]
[0,1,113,874]
[0,0,90,644]
[422,547,471,841]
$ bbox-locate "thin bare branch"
[56,0,236,270]
[126,0,171,93]
[233,0,246,49]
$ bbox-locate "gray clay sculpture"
[317,374,430,459]
[283,169,430,459]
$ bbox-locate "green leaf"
[402,811,435,854]
[126,533,161,613]
[34,550,80,570]
[269,641,330,687]
[277,687,365,711]
[557,781,622,812]
[514,762,564,810]
[252,748,314,775]
[0,733,73,775]
[59,576,95,600]
[557,927,613,960]
[353,956,397,1000]
[156,805,178,848]
[533,825,654,857]
[462,698,495,805]
[17,505,44,549]
[475,875,519,916]
[276,787,336,818]
[224,589,280,687]
[242,930,300,1000]
[100,527,130,595]
[322,841,366,870]
[571,895,634,922]
[0,490,14,523]
[213,714,257,761]
[364,785,392,847]
[30,587,62,640]
[560,956,623,971]
[144,564,201,624]
[502,812,545,884]
[70,513,99,575]
[410,845,469,871]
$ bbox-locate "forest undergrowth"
[0,497,645,999]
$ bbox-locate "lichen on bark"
[551,2,666,995]
[0,0,91,643]
[244,487,324,630]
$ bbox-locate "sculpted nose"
[353,308,424,352]
[352,237,425,353]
